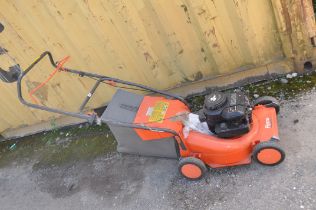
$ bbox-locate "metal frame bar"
[15,51,188,148]
[79,79,102,112]
[16,51,189,122]
[19,51,188,107]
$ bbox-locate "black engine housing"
[199,91,251,138]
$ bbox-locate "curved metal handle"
[17,51,96,123]
[16,51,189,124]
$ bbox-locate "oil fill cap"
[204,92,227,110]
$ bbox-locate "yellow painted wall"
[0,0,314,133]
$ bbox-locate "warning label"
[148,101,169,123]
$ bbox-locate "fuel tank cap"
[204,92,227,110]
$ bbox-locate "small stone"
[300,205,304,209]
[293,119,299,124]
[286,74,293,79]
[267,86,271,90]
[254,94,259,98]
[79,124,83,129]
[292,72,298,77]
[293,186,296,190]
[280,78,288,84]
[306,81,311,83]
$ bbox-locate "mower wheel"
[178,157,207,180]
[253,96,280,114]
[253,141,285,166]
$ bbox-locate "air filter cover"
[204,92,227,110]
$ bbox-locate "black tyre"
[178,157,207,180]
[253,140,285,166]
[253,96,280,114]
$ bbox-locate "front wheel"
[253,96,280,114]
[178,157,207,180]
[253,140,285,166]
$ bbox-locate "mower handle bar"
[17,51,189,125]
[16,51,188,150]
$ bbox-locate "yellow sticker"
[148,101,169,123]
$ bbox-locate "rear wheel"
[253,141,285,166]
[253,96,280,114]
[178,157,207,180]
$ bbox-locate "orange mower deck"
[133,96,281,169]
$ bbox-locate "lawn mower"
[0,26,285,180]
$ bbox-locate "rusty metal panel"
[0,0,310,133]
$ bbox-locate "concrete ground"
[1,90,316,210]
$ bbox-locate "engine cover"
[199,91,251,138]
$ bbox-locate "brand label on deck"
[265,117,272,128]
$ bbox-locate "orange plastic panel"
[134,96,189,141]
[252,105,279,141]
[185,130,256,167]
